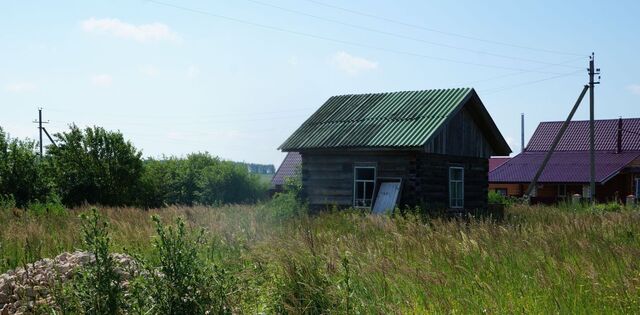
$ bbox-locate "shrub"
[144,216,232,314]
[70,208,124,314]
[26,193,67,217]
[0,194,16,211]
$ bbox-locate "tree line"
[0,125,267,208]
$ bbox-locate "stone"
[0,292,9,304]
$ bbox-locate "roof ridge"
[539,117,640,124]
[329,87,472,98]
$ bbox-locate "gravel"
[0,251,139,315]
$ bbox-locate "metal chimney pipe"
[617,117,622,154]
[521,113,525,153]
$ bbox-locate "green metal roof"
[279,88,476,151]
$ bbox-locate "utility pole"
[588,53,600,202]
[33,108,55,156]
[521,113,525,153]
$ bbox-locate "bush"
[0,194,16,211]
[26,194,66,217]
[69,209,124,314]
[143,216,233,314]
[488,190,514,206]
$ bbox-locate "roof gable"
[279,88,510,154]
[526,118,640,152]
[271,152,301,187]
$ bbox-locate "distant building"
[489,118,640,203]
[279,88,511,213]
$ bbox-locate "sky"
[1,0,639,166]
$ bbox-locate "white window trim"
[449,166,464,209]
[353,166,376,209]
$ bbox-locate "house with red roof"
[489,118,640,203]
[270,152,302,192]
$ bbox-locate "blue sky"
[1,0,639,165]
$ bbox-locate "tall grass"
[1,203,639,313]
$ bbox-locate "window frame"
[449,166,464,209]
[353,165,377,209]
[494,188,508,196]
[557,184,567,198]
[635,177,640,199]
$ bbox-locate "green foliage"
[140,153,267,207]
[47,125,144,206]
[266,191,306,221]
[0,125,266,208]
[26,193,67,217]
[488,190,515,206]
[0,194,16,211]
[0,127,55,207]
[71,209,124,314]
[143,216,232,314]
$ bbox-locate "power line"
[144,0,574,74]
[302,0,584,57]
[242,0,583,69]
[481,69,583,95]
[459,56,584,86]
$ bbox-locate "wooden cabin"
[279,88,511,213]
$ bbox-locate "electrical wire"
[480,69,583,95]
[242,0,583,69]
[302,0,584,57]
[143,0,575,74]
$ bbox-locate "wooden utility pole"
[33,108,56,156]
[588,53,600,201]
[525,85,589,197]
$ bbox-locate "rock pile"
[0,251,138,315]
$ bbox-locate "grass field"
[1,202,639,313]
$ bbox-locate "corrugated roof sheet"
[489,151,640,184]
[489,157,511,172]
[526,118,640,152]
[270,152,302,187]
[279,88,474,150]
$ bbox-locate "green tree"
[47,125,143,206]
[0,127,54,206]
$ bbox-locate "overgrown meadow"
[1,195,639,314]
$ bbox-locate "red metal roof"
[489,157,511,172]
[489,151,640,184]
[271,152,302,187]
[526,118,640,152]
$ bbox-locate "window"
[636,178,640,199]
[354,166,376,208]
[494,188,508,196]
[557,184,567,198]
[449,167,464,208]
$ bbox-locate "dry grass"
[1,204,639,313]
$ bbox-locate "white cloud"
[627,84,640,95]
[140,65,159,77]
[330,51,378,75]
[187,65,200,79]
[81,17,178,42]
[90,74,113,87]
[5,82,36,93]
